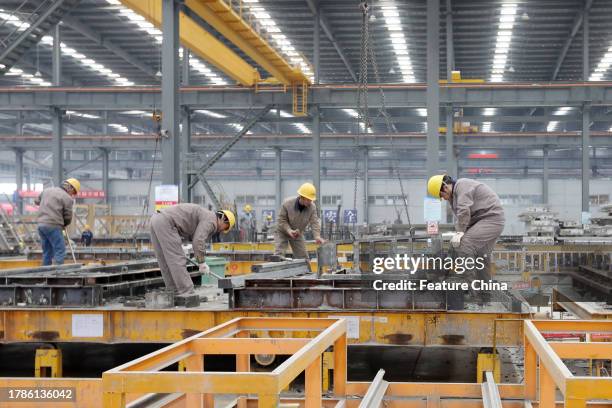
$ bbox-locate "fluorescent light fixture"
[547,121,559,132]
[195,109,227,118]
[244,3,311,79]
[382,11,400,18]
[489,3,517,82]
[109,123,129,132]
[416,108,427,116]
[382,3,414,83]
[343,109,359,118]
[483,108,496,116]
[294,123,311,134]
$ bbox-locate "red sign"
[468,153,498,159]
[77,190,106,199]
[512,281,531,290]
[18,190,42,198]
[18,190,105,199]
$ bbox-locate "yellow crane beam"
[120,0,260,86]
[185,0,310,85]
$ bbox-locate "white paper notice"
[72,314,104,338]
[329,316,360,339]
[423,197,442,222]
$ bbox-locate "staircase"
[0,0,82,75]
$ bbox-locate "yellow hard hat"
[64,178,81,193]
[266,214,272,220]
[244,204,252,213]
[427,175,445,198]
[297,182,316,201]
[220,210,236,233]
[84,224,91,230]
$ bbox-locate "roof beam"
[62,16,156,78]
[550,0,593,80]
[120,0,259,86]
[305,0,357,82]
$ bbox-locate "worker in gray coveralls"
[427,175,505,282]
[150,204,235,296]
[275,182,326,260]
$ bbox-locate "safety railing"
[524,320,612,408]
[102,317,347,408]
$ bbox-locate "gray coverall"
[450,178,505,281]
[35,187,74,265]
[150,204,218,295]
[275,196,321,259]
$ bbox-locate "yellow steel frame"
[34,348,62,378]
[185,0,308,85]
[2,319,611,407]
[524,320,612,408]
[119,0,259,86]
[0,309,526,346]
[102,317,347,407]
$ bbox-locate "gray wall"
[104,177,612,235]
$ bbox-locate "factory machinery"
[0,234,610,407]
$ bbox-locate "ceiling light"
[343,109,359,118]
[196,109,226,118]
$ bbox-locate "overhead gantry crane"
[119,0,311,116]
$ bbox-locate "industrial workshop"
[0,0,611,407]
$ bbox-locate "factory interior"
[0,0,611,407]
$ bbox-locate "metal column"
[161,0,180,186]
[426,0,440,177]
[15,149,24,214]
[103,111,109,134]
[445,0,454,80]
[583,5,589,81]
[362,147,369,224]
[52,24,61,86]
[51,107,63,186]
[582,104,590,214]
[542,147,549,205]
[445,106,455,223]
[581,1,590,215]
[312,5,321,211]
[101,148,109,203]
[181,48,190,200]
[312,105,321,210]
[182,46,190,85]
[313,2,320,84]
[16,111,23,136]
[275,147,282,210]
[181,106,192,203]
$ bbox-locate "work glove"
[289,229,300,239]
[315,237,326,245]
[199,262,210,275]
[450,232,464,248]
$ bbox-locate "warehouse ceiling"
[0,0,612,179]
[1,0,611,87]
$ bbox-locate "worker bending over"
[427,175,505,282]
[35,178,80,265]
[275,182,325,260]
[150,203,235,296]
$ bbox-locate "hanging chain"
[353,1,371,221]
[369,39,393,133]
[357,1,370,134]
